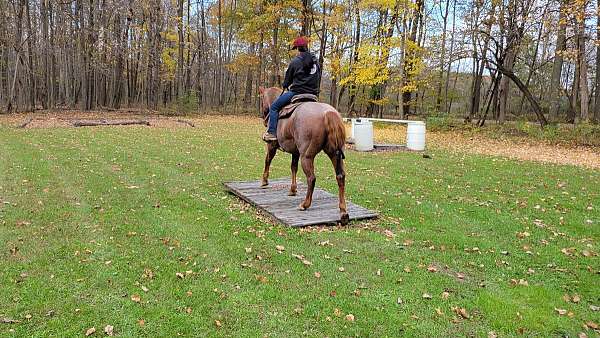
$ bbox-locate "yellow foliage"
[226,53,260,74]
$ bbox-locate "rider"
[263,36,321,142]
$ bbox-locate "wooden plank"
[224,178,378,227]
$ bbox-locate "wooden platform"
[224,178,378,227]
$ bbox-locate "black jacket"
[281,52,321,95]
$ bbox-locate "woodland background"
[2,0,600,126]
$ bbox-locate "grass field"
[1,116,598,337]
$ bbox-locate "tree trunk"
[301,0,311,36]
[434,0,450,112]
[177,0,184,98]
[579,9,589,122]
[25,0,36,111]
[347,0,361,115]
[494,61,548,127]
[401,0,423,116]
[595,0,600,123]
[549,1,566,121]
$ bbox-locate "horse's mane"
[264,87,283,107]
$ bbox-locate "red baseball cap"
[292,36,309,49]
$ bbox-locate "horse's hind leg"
[298,155,316,210]
[261,143,278,187]
[289,153,299,196]
[327,152,349,225]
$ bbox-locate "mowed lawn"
[0,116,598,337]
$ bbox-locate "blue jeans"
[267,91,296,134]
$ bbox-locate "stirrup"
[262,132,278,142]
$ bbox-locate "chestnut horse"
[259,86,349,225]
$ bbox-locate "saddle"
[279,94,319,119]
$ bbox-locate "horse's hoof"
[260,181,268,188]
[288,190,296,196]
[340,213,350,225]
[297,204,307,211]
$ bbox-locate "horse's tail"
[324,110,346,174]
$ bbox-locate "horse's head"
[259,86,283,127]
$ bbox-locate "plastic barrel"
[406,122,426,151]
[354,119,374,151]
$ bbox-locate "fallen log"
[176,119,195,127]
[72,119,150,127]
[17,117,33,128]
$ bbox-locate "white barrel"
[350,119,356,140]
[354,119,374,151]
[406,122,426,151]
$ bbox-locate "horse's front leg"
[298,155,316,210]
[261,143,278,187]
[289,153,299,196]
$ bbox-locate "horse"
[258,86,349,225]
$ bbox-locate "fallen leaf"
[1,317,20,324]
[141,285,149,292]
[582,250,597,257]
[427,265,438,273]
[441,291,450,299]
[338,267,345,272]
[314,272,321,278]
[578,333,588,338]
[137,319,145,327]
[276,245,285,252]
[376,269,382,276]
[510,279,529,286]
[176,272,185,279]
[516,231,530,239]
[422,293,432,299]
[302,259,312,266]
[255,275,268,284]
[488,331,498,338]
[435,308,444,316]
[585,321,599,329]
[334,308,342,317]
[572,295,581,303]
[590,305,599,311]
[561,247,576,256]
[345,314,355,322]
[142,268,154,279]
[104,325,114,336]
[85,327,96,336]
[131,294,141,303]
[555,308,567,316]
[214,320,222,328]
[383,229,395,238]
[453,307,470,319]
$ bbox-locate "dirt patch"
[346,143,411,153]
[0,111,199,129]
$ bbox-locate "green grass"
[1,117,598,337]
